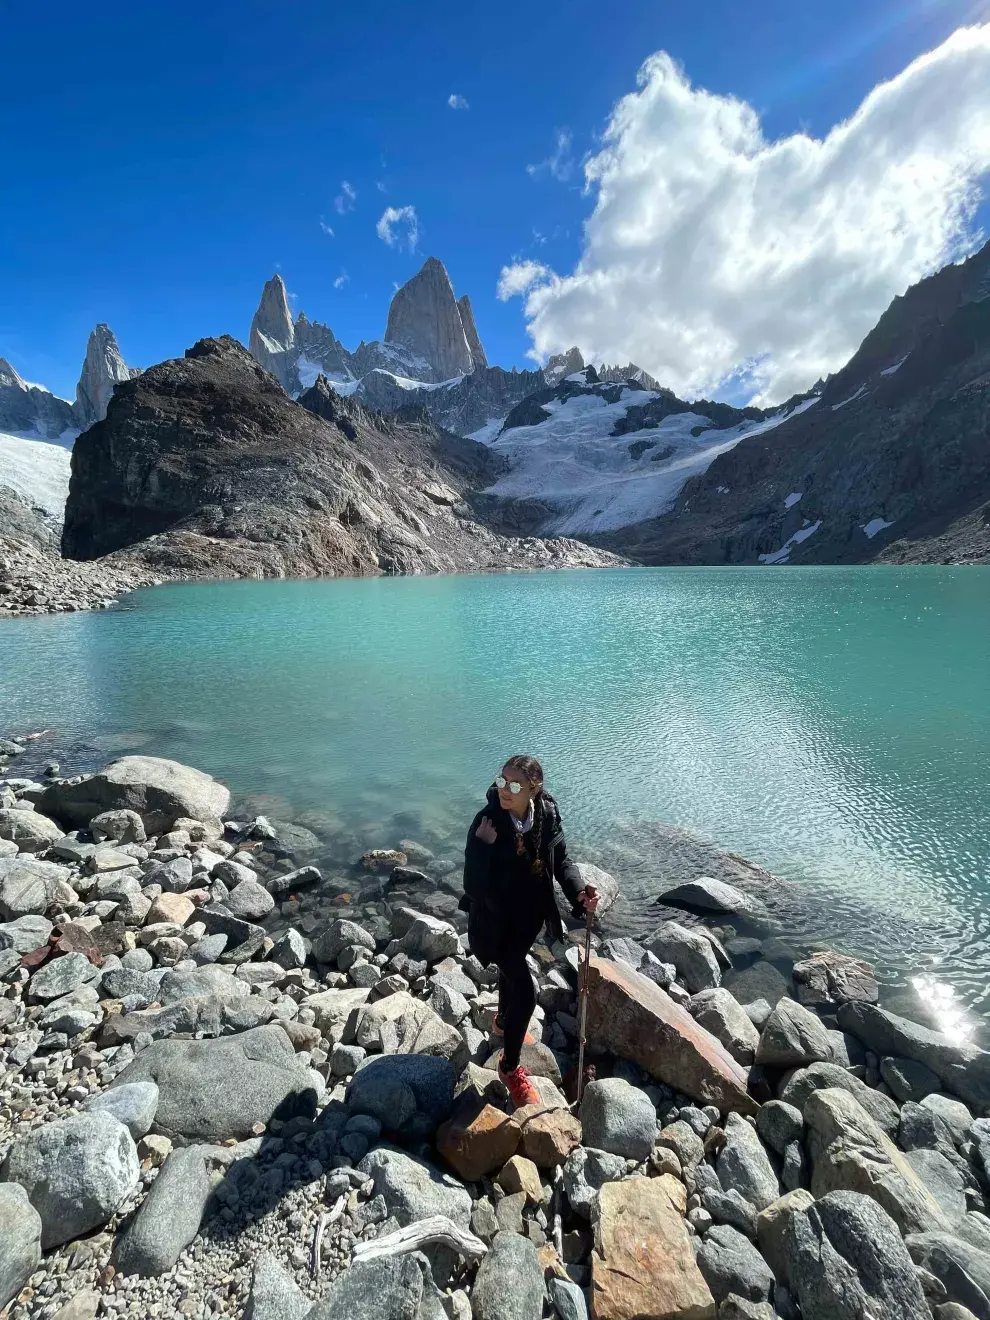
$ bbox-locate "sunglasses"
[495,775,526,794]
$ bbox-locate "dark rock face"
[355,364,542,437]
[0,358,76,439]
[61,339,621,579]
[602,238,990,565]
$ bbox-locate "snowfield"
[473,388,818,536]
[0,430,73,518]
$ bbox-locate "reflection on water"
[1,566,989,1014]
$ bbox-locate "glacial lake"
[2,566,989,1027]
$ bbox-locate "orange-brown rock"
[585,955,758,1115]
[515,1106,583,1168]
[591,1179,715,1320]
[436,1101,520,1181]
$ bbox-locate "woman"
[460,755,598,1109]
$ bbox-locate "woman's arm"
[460,810,493,909]
[552,827,588,919]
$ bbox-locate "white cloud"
[503,26,990,404]
[376,205,419,251]
[448,93,470,110]
[527,129,574,182]
[333,270,349,289]
[334,181,357,214]
[319,218,334,237]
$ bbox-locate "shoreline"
[2,745,990,1319]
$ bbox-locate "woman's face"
[497,764,535,814]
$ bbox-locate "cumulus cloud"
[502,26,990,404]
[448,93,470,110]
[526,129,574,182]
[334,181,357,214]
[376,205,419,251]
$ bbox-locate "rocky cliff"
[383,256,475,381]
[598,238,990,566]
[247,275,296,392]
[61,337,622,579]
[457,294,487,371]
[0,359,76,439]
[73,324,140,430]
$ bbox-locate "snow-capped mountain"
[0,325,137,442]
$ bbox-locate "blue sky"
[1,0,988,401]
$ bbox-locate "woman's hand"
[475,816,497,846]
[579,884,599,914]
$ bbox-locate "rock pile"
[2,746,990,1320]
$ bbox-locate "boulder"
[658,877,764,920]
[755,1189,815,1286]
[756,998,832,1069]
[696,1224,774,1306]
[303,986,371,1045]
[563,1147,628,1220]
[783,1190,929,1320]
[792,950,879,1008]
[481,1041,562,1086]
[89,809,147,844]
[0,1182,42,1309]
[906,1231,990,1320]
[649,921,721,992]
[496,1155,543,1204]
[779,1061,900,1134]
[0,913,53,954]
[717,1113,780,1211]
[1,1112,139,1249]
[437,1100,521,1181]
[904,1149,969,1220]
[225,878,276,921]
[113,1146,211,1276]
[882,1056,944,1104]
[398,913,460,964]
[356,991,466,1065]
[38,756,230,833]
[244,1251,312,1320]
[82,1081,159,1139]
[271,928,307,970]
[158,964,249,1005]
[838,1001,990,1113]
[0,806,65,852]
[584,956,757,1114]
[309,1253,444,1320]
[145,891,196,926]
[357,1145,472,1227]
[571,861,620,917]
[0,857,69,919]
[579,1077,656,1162]
[144,856,194,893]
[921,1094,974,1147]
[28,952,100,1001]
[516,1105,583,1168]
[591,1178,716,1320]
[109,1024,317,1141]
[756,1100,803,1156]
[471,1233,545,1320]
[804,1087,954,1235]
[689,989,761,1065]
[346,1054,455,1138]
[312,919,376,965]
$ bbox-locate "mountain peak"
[74,323,137,430]
[384,257,475,380]
[457,294,488,371]
[249,275,296,391]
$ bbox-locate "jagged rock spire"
[248,275,297,392]
[74,324,137,430]
[457,294,487,371]
[384,257,476,381]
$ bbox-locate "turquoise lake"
[2,566,989,1022]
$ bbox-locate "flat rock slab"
[0,857,70,920]
[113,1146,211,1276]
[585,955,757,1114]
[110,1024,317,1141]
[792,950,878,1007]
[591,1177,716,1320]
[658,876,764,919]
[38,755,230,834]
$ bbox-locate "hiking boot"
[498,1056,540,1109]
[491,1014,537,1046]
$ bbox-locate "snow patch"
[759,519,822,565]
[881,356,908,376]
[831,385,867,411]
[784,491,803,508]
[0,430,73,517]
[861,517,895,539]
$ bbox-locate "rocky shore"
[2,742,990,1320]
[0,538,168,618]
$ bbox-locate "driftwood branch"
[313,1193,348,1278]
[351,1215,488,1264]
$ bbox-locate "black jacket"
[460,787,585,965]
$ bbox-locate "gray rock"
[0,913,53,954]
[697,1224,774,1305]
[102,967,161,1002]
[144,855,195,893]
[226,878,276,921]
[547,1277,588,1320]
[272,928,307,970]
[29,952,100,1001]
[690,988,761,1064]
[656,1119,706,1170]
[358,1146,471,1227]
[331,1043,367,1077]
[0,807,65,852]
[82,1081,159,1139]
[922,1095,975,1147]
[0,1182,42,1308]
[158,964,248,1005]
[742,999,772,1031]
[905,1149,969,1220]
[562,1146,627,1219]
[702,1186,760,1240]
[717,1113,780,1211]
[356,991,466,1066]
[114,1146,211,1276]
[110,1024,317,1141]
[658,877,764,919]
[579,1077,656,1162]
[724,961,792,1007]
[188,933,227,964]
[346,1054,455,1138]
[716,1299,775,1320]
[244,1251,313,1320]
[906,1231,990,1320]
[784,1190,929,1320]
[756,1100,803,1156]
[37,755,230,833]
[309,1252,444,1320]
[648,921,721,992]
[312,919,376,965]
[756,998,832,1068]
[471,1232,544,1320]
[0,857,68,919]
[90,808,147,844]
[266,865,322,897]
[779,1061,900,1134]
[1,1111,139,1248]
[900,1103,968,1168]
[384,257,475,380]
[882,1055,943,1103]
[399,913,460,964]
[428,980,471,1026]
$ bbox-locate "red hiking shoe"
[491,1014,537,1046]
[498,1056,540,1109]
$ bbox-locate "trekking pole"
[574,904,594,1106]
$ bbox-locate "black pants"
[497,955,536,1072]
